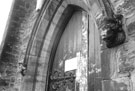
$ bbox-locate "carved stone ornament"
[101,14,126,48]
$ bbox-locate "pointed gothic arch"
[22,0,92,91]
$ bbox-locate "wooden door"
[48,10,88,91]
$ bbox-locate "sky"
[0,0,14,46]
[0,0,43,46]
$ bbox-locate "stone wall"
[1,0,135,91]
[101,0,135,91]
[0,0,37,91]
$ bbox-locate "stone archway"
[22,0,90,91]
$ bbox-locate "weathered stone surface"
[1,0,135,91]
[0,0,37,90]
[44,0,60,21]
[128,21,135,35]
[102,79,131,91]
[110,0,135,16]
[99,0,135,91]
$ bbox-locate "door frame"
[46,5,87,91]
[22,0,90,91]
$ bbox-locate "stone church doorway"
[48,10,89,91]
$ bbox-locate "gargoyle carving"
[101,14,126,48]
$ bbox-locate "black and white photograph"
[0,0,135,91]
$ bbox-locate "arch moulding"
[22,0,91,91]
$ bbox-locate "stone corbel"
[101,14,126,48]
